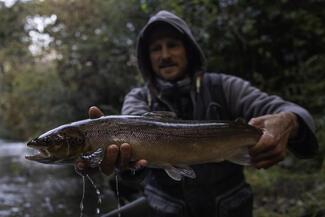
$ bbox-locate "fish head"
[25,125,86,164]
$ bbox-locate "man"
[77,10,318,217]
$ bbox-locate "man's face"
[148,29,188,81]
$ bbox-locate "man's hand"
[75,106,147,176]
[248,112,299,169]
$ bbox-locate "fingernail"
[77,162,84,170]
[109,148,117,155]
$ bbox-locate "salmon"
[26,112,262,180]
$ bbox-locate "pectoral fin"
[80,148,104,168]
[228,147,252,166]
[164,165,196,181]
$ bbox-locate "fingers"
[249,132,275,156]
[75,159,87,171]
[250,143,286,167]
[100,143,147,175]
[77,106,104,174]
[249,115,270,128]
[76,142,147,176]
[88,106,104,119]
[251,147,286,163]
[249,131,287,169]
[120,143,132,169]
[74,160,87,175]
[135,159,148,168]
[248,113,297,169]
[79,107,146,176]
[118,143,147,169]
[74,159,99,175]
[100,144,119,175]
[252,153,286,169]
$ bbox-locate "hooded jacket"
[121,10,318,217]
[137,10,206,84]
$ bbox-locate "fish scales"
[67,116,261,165]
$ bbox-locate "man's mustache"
[159,60,177,68]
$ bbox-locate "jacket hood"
[136,10,206,83]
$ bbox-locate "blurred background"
[0,0,324,217]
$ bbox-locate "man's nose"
[161,45,171,59]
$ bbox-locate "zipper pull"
[196,74,202,94]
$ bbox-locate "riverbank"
[0,140,118,217]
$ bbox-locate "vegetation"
[0,0,324,216]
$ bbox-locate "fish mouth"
[25,147,53,162]
[25,140,53,163]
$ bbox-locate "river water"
[0,139,118,217]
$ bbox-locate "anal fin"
[164,165,196,181]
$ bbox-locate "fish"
[26,111,262,181]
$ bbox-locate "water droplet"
[115,173,121,217]
[79,175,86,217]
[86,174,102,216]
[76,170,103,216]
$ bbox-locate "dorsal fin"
[143,111,177,119]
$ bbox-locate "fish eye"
[43,137,50,143]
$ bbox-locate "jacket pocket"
[216,182,253,217]
[206,102,223,120]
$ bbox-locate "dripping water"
[86,174,102,215]
[77,148,104,216]
[77,173,102,217]
[115,171,121,217]
[79,175,85,217]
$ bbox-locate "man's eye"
[167,42,179,48]
[149,45,160,52]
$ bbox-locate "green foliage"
[0,0,324,215]
[0,0,324,147]
[38,0,143,117]
[246,165,325,217]
[0,0,324,138]
[0,62,74,139]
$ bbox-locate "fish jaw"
[25,125,86,164]
[25,143,75,164]
[25,139,56,163]
[25,153,55,164]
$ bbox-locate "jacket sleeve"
[220,73,318,158]
[121,87,150,115]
